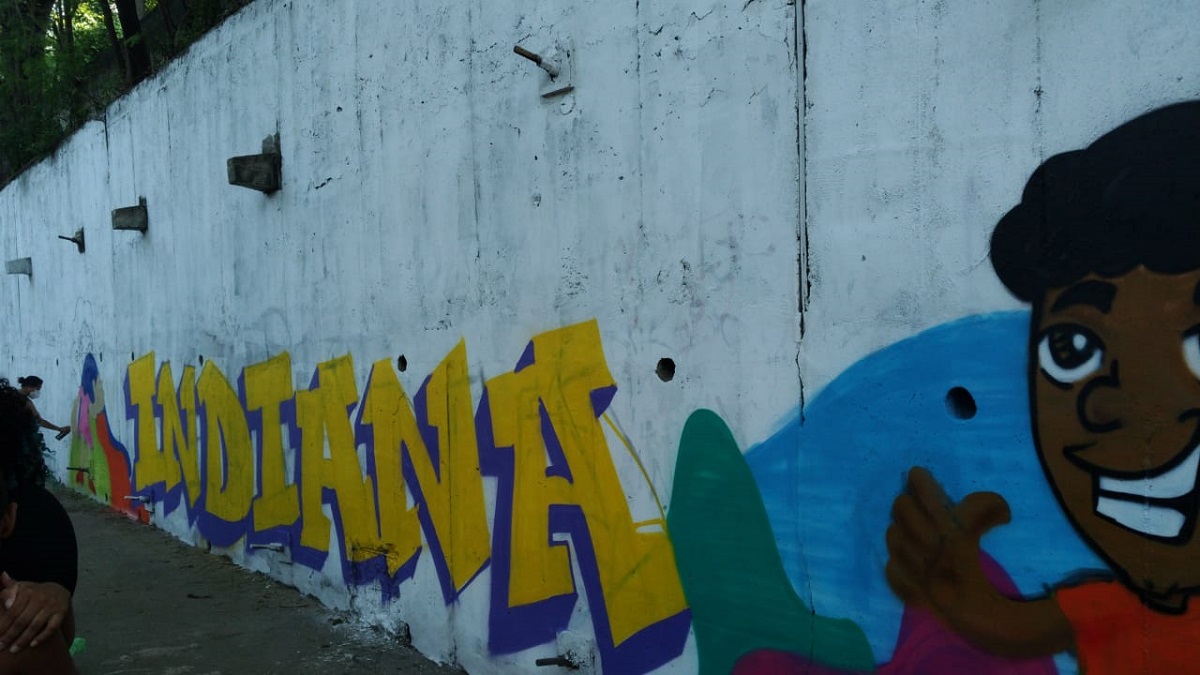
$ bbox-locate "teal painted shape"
[669,409,876,674]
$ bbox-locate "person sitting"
[0,380,78,674]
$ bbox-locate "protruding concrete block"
[228,134,282,194]
[5,258,31,276]
[113,197,148,232]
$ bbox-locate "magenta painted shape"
[78,391,94,446]
[878,551,1057,675]
[731,551,1060,675]
[733,650,857,674]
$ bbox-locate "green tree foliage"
[0,0,247,184]
[0,0,61,178]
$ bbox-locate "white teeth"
[1098,447,1200,500]
[1097,497,1186,538]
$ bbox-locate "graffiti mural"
[68,320,689,674]
[479,324,691,672]
[886,101,1200,675]
[672,314,1076,674]
[668,101,1200,675]
[68,355,149,523]
[62,101,1200,675]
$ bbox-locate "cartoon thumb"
[956,491,1011,539]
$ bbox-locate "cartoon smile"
[1089,445,1200,542]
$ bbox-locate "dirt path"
[56,487,460,675]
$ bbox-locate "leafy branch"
[0,0,251,185]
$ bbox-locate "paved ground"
[56,486,461,675]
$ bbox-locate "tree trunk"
[96,0,129,85]
[113,0,151,84]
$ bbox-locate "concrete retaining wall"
[1,1,1198,673]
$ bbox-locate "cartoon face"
[1033,266,1200,610]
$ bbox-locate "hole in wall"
[130,352,135,361]
[199,355,205,365]
[398,355,408,372]
[945,386,977,420]
[656,358,676,382]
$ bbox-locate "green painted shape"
[90,439,112,502]
[669,409,876,674]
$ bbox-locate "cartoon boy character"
[886,100,1200,675]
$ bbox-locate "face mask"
[28,390,40,399]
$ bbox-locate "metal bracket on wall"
[124,494,155,514]
[249,541,293,565]
[249,543,286,553]
[58,228,85,253]
[228,133,282,194]
[113,197,149,232]
[4,258,31,277]
[514,40,575,98]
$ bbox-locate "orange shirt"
[1056,579,1200,675]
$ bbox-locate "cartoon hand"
[885,467,1011,623]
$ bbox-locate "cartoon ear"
[0,503,17,539]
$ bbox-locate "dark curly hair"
[0,379,50,492]
[990,101,1200,301]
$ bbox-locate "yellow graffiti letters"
[244,352,299,532]
[361,360,423,575]
[130,353,180,492]
[296,355,380,560]
[402,341,490,592]
[114,321,683,649]
[197,361,255,524]
[486,320,688,647]
[159,363,201,508]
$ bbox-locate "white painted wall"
[799,0,1200,393]
[3,0,1200,672]
[3,0,802,464]
[0,0,798,672]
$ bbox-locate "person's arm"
[885,467,1074,658]
[25,401,67,436]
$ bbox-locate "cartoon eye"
[1038,325,1104,385]
[1184,328,1200,379]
